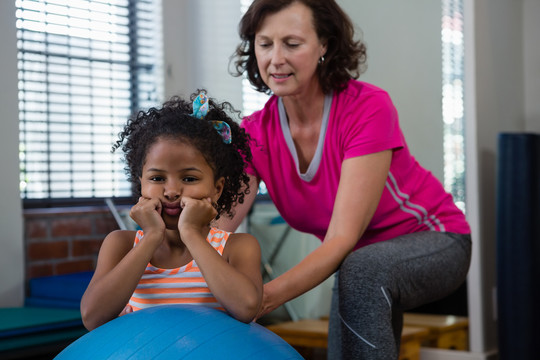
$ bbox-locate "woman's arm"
[257,150,392,318]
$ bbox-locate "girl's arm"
[80,230,160,330]
[179,197,262,323]
[256,150,392,318]
[182,229,262,323]
[81,198,166,330]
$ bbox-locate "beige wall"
[162,0,243,106]
[523,0,540,132]
[339,0,444,181]
[464,0,540,356]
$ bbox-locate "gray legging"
[327,231,471,359]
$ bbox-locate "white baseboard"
[420,348,498,360]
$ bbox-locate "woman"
[225,0,471,358]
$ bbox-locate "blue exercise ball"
[55,305,302,359]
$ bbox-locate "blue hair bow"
[191,92,232,144]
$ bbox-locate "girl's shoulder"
[226,231,258,243]
[222,232,260,260]
[103,229,138,252]
[106,229,138,240]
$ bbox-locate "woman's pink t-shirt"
[242,80,470,249]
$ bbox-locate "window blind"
[16,0,162,203]
[239,0,269,197]
[239,0,269,117]
[441,0,465,211]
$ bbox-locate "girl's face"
[254,2,326,98]
[140,137,224,224]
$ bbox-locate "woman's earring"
[318,56,325,65]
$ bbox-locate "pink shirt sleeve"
[336,84,404,160]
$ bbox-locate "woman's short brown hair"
[231,0,367,94]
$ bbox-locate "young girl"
[80,91,262,331]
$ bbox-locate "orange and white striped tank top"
[128,227,229,311]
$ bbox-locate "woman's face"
[254,2,326,98]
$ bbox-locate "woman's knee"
[338,248,397,301]
[340,245,395,284]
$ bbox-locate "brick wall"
[24,206,121,282]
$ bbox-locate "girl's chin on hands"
[177,202,214,234]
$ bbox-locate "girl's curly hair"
[112,90,252,219]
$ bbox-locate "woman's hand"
[255,281,283,320]
[177,197,217,238]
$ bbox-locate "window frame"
[16,0,162,208]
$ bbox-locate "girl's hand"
[177,197,217,237]
[129,197,165,238]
